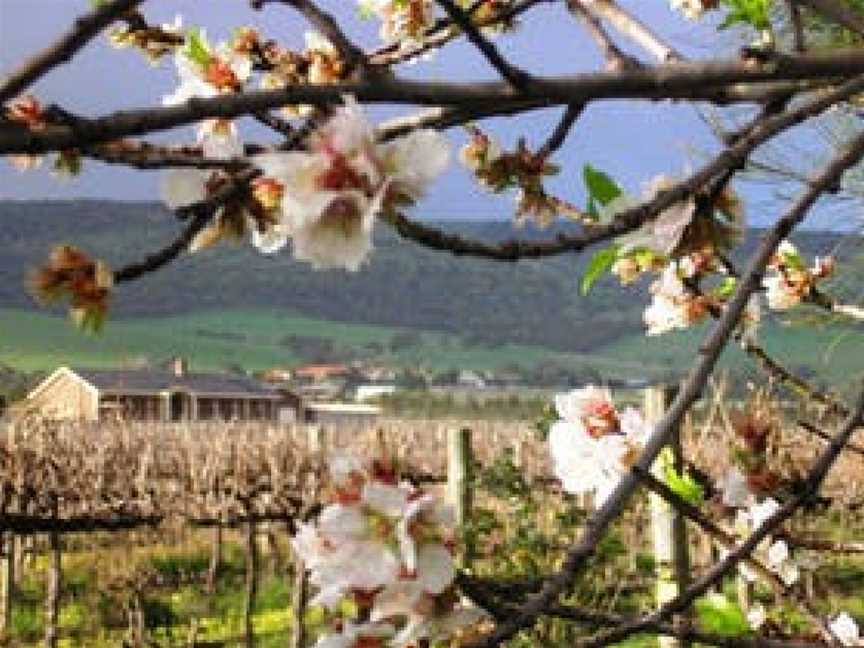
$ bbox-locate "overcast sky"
[0,0,857,227]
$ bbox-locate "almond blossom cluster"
[292,455,484,648]
[763,240,834,311]
[107,13,184,63]
[162,98,449,270]
[360,0,437,50]
[459,127,562,227]
[163,28,253,106]
[591,173,757,338]
[259,31,348,118]
[717,406,802,587]
[28,245,113,332]
[729,496,801,587]
[548,385,649,505]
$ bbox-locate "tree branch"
[8,50,864,154]
[436,0,533,89]
[0,0,148,104]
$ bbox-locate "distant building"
[27,362,285,422]
[294,363,351,382]
[456,370,487,389]
[354,384,397,402]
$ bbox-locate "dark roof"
[73,368,279,398]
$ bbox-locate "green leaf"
[781,249,805,271]
[696,594,751,637]
[583,164,622,208]
[580,245,619,295]
[183,28,212,67]
[664,464,705,504]
[659,447,704,504]
[719,0,772,30]
[714,276,738,299]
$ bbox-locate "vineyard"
[1,384,863,647]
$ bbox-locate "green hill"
[0,200,861,384]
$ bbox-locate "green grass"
[0,307,674,378]
[596,318,864,386]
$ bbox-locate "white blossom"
[254,96,449,270]
[720,467,752,508]
[747,604,766,630]
[549,386,648,505]
[163,32,252,106]
[669,0,711,20]
[643,263,706,336]
[830,612,861,646]
[764,275,800,311]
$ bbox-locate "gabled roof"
[30,366,280,399]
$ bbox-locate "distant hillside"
[0,200,862,382]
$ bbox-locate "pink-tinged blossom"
[294,456,477,646]
[643,263,710,336]
[254,97,448,270]
[360,0,437,50]
[549,387,649,505]
[163,31,252,106]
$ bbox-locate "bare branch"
[0,0,148,104]
[582,0,683,63]
[538,103,585,157]
[436,0,533,89]
[567,0,636,71]
[9,50,864,154]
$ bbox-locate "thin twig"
[538,103,585,158]
[436,0,533,89]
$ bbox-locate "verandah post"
[446,427,473,566]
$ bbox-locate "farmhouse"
[27,359,284,422]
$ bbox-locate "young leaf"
[583,165,622,207]
[663,463,705,505]
[695,594,751,637]
[580,245,619,295]
[714,277,738,299]
[184,28,212,67]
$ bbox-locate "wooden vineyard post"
[0,533,12,636]
[307,426,327,460]
[644,385,691,648]
[206,525,222,593]
[446,427,473,566]
[44,531,61,648]
[289,544,308,648]
[243,517,258,648]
